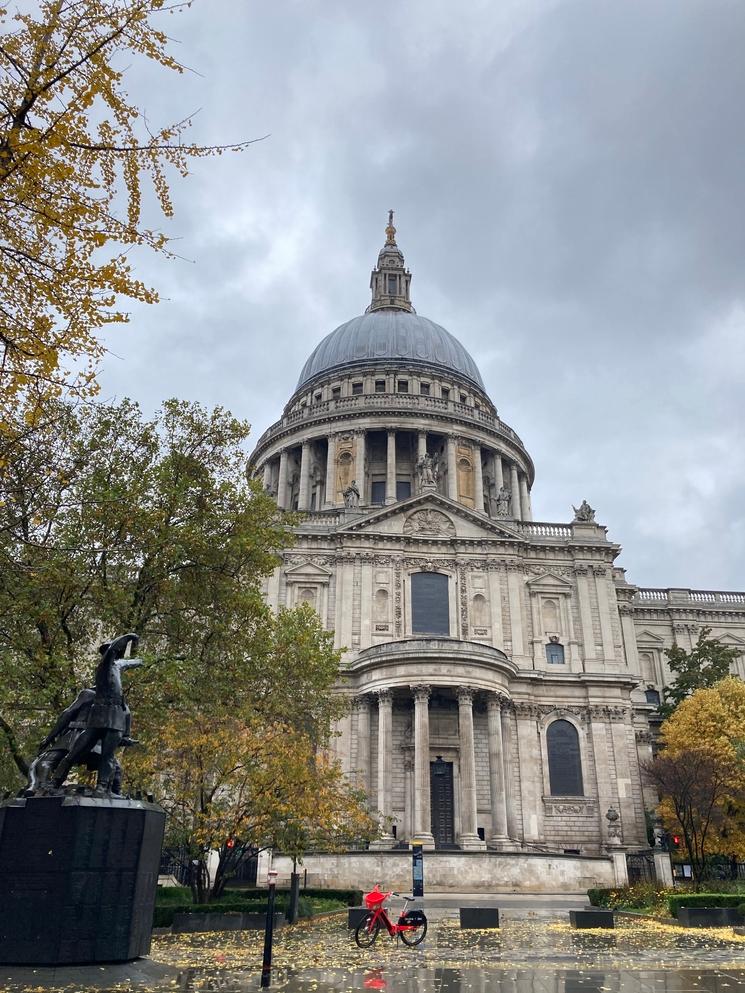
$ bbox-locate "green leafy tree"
[660,627,740,717]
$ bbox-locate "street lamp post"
[261,868,279,988]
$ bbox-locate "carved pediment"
[284,560,333,583]
[525,571,574,594]
[336,493,523,542]
[635,629,665,645]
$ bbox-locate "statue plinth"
[0,793,165,965]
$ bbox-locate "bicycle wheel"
[355,912,381,948]
[399,911,427,946]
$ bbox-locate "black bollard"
[261,869,278,988]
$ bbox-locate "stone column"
[354,695,371,797]
[446,435,458,500]
[411,685,435,848]
[457,687,486,849]
[262,461,272,490]
[298,441,311,511]
[385,430,396,505]
[324,434,336,508]
[494,453,504,491]
[370,689,395,848]
[509,464,521,520]
[354,430,366,503]
[417,432,427,461]
[519,476,531,521]
[473,444,484,513]
[487,693,510,848]
[277,450,289,510]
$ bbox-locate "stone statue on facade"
[572,499,596,523]
[343,479,360,508]
[27,633,143,796]
[416,452,438,492]
[495,485,511,517]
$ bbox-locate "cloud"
[98,0,745,591]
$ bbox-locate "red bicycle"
[355,885,428,947]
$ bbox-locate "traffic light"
[226,837,235,849]
[671,834,681,849]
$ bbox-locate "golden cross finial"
[385,208,396,245]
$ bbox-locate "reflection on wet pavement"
[2,917,744,992]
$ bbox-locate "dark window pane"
[420,383,430,396]
[546,643,565,664]
[645,688,661,706]
[398,380,409,393]
[411,572,449,636]
[547,720,583,796]
[352,382,363,395]
[375,380,386,393]
[332,387,341,399]
[442,388,450,401]
[388,274,397,294]
[396,480,411,500]
[371,481,386,504]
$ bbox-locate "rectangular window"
[387,274,397,295]
[352,382,363,395]
[397,380,409,393]
[420,382,430,396]
[411,572,450,636]
[375,379,386,393]
[371,480,386,504]
[459,393,467,404]
[331,387,341,400]
[396,480,411,500]
[441,387,450,402]
[314,392,322,403]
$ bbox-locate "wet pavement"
[1,914,744,993]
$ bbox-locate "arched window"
[545,641,565,664]
[374,588,389,622]
[546,719,583,796]
[411,572,449,636]
[472,594,488,628]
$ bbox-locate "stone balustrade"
[636,587,745,606]
[253,391,526,452]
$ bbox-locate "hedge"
[668,893,745,917]
[156,886,362,907]
[587,889,613,907]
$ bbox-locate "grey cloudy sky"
[98,0,745,592]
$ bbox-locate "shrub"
[587,883,665,912]
[668,893,745,917]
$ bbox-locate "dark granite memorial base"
[677,907,742,928]
[460,908,500,929]
[0,793,165,965]
[570,909,615,929]
[348,907,370,929]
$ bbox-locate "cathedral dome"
[296,310,485,391]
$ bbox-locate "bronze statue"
[27,633,142,795]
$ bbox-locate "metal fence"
[626,851,656,884]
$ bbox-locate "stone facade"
[249,217,745,862]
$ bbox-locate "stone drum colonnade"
[355,685,514,851]
[262,426,533,520]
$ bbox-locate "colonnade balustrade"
[265,428,533,520]
[358,686,513,851]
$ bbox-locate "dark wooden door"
[430,760,455,848]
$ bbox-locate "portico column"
[510,464,522,520]
[473,444,484,513]
[494,453,504,491]
[417,432,427,460]
[411,685,435,849]
[385,430,396,505]
[446,435,458,500]
[354,695,371,798]
[262,461,272,491]
[277,450,289,510]
[519,475,531,522]
[487,693,510,848]
[354,430,366,503]
[324,434,337,508]
[298,441,311,511]
[457,687,486,850]
[370,689,395,848]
